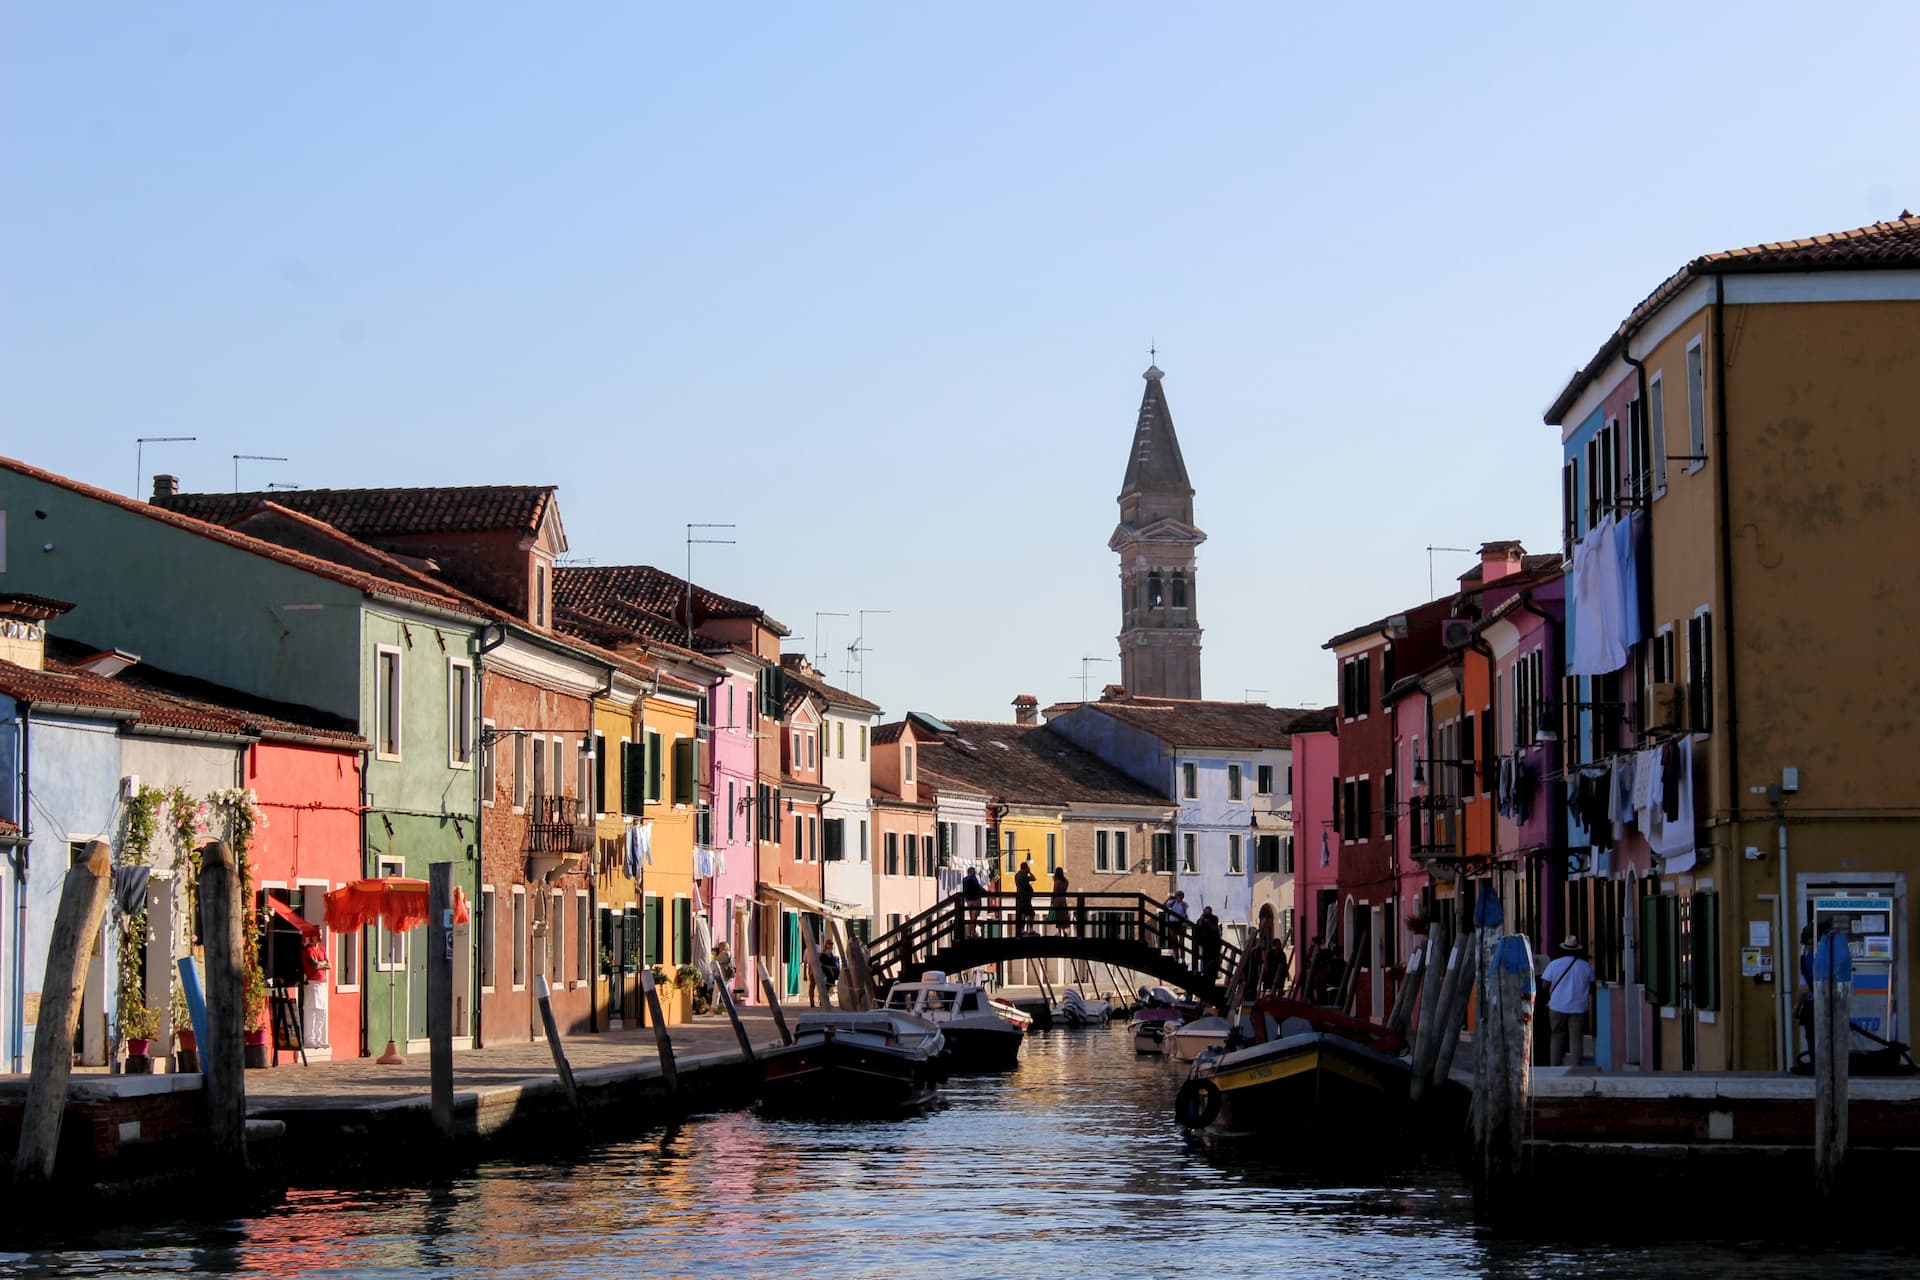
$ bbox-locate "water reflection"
[5,1027,1920,1278]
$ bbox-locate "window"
[860,819,869,863]
[1562,458,1579,554]
[1171,572,1187,609]
[575,893,590,986]
[535,563,547,627]
[1113,830,1128,873]
[1095,830,1110,872]
[1687,610,1714,734]
[644,895,663,967]
[1227,765,1243,802]
[727,684,736,728]
[1255,835,1280,874]
[550,890,564,984]
[509,730,529,809]
[791,729,803,764]
[511,887,527,989]
[904,833,918,877]
[620,739,643,815]
[593,732,608,815]
[885,832,901,876]
[577,743,592,811]
[1692,889,1720,1011]
[903,745,915,783]
[1257,764,1274,796]
[1181,832,1197,873]
[674,898,693,966]
[807,731,816,771]
[1148,572,1164,609]
[481,719,497,805]
[1627,395,1650,501]
[1182,762,1198,799]
[1047,832,1059,874]
[376,646,403,759]
[1150,832,1173,874]
[793,812,805,861]
[922,834,934,876]
[673,738,696,806]
[376,856,405,971]
[478,886,496,990]
[1341,654,1373,719]
[860,725,869,762]
[1383,769,1396,837]
[1685,338,1707,470]
[1585,418,1619,528]
[836,722,845,759]
[696,802,713,849]
[1282,835,1295,874]
[531,735,548,799]
[336,918,360,990]
[1228,834,1243,874]
[645,730,663,802]
[447,659,474,766]
[1649,372,1668,495]
[727,781,737,842]
[823,817,845,862]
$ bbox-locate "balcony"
[526,794,594,855]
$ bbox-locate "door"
[783,911,802,997]
[1808,883,1902,1051]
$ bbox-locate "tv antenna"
[847,609,890,697]
[135,436,196,497]
[1079,656,1113,705]
[233,454,288,493]
[1426,545,1473,600]
[685,523,736,645]
[814,612,849,668]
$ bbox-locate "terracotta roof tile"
[1548,214,1920,423]
[156,485,556,538]
[778,659,881,714]
[1070,698,1331,749]
[0,458,478,617]
[0,817,19,839]
[910,721,1172,807]
[0,594,74,621]
[555,565,788,636]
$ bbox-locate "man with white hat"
[1541,935,1594,1067]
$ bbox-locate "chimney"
[150,474,179,503]
[1477,540,1525,584]
[1100,683,1128,703]
[1012,694,1039,726]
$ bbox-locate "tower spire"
[1109,362,1205,700]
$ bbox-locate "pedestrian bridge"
[864,892,1241,1007]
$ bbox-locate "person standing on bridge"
[961,866,986,937]
[1014,859,1037,936]
[1163,890,1189,966]
[1194,906,1222,979]
[1049,867,1071,935]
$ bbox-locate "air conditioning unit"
[1441,618,1474,649]
[1645,682,1681,734]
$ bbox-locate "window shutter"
[644,896,663,967]
[647,732,663,802]
[673,739,696,806]
[594,733,608,814]
[1692,890,1720,1011]
[674,898,692,966]
[1358,777,1372,840]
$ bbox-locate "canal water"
[6,1026,1917,1278]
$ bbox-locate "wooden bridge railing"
[865,891,1241,999]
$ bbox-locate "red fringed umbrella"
[324,877,469,935]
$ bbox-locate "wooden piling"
[757,958,794,1045]
[533,974,582,1114]
[1474,933,1534,1203]
[1411,920,1467,1100]
[1387,939,1426,1036]
[1431,943,1479,1088]
[427,862,454,1138]
[1814,928,1852,1198]
[638,969,681,1096]
[197,839,249,1172]
[800,914,832,1008]
[712,968,758,1062]
[13,840,113,1185]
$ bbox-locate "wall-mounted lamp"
[1412,756,1475,787]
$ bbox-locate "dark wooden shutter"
[674,898,693,965]
[594,733,608,814]
[673,739,696,806]
[1357,777,1372,841]
[1692,890,1720,1011]
[644,896,664,967]
[646,732,663,802]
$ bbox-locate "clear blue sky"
[5,5,1916,720]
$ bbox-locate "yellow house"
[640,670,705,1005]
[997,806,1065,892]
[1545,213,1920,1071]
[591,665,649,1028]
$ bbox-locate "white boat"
[1167,1014,1231,1063]
[1129,1006,1182,1054]
[885,972,1031,1072]
[1053,989,1111,1026]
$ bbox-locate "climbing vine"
[207,787,269,1032]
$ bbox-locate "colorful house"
[781,656,880,940]
[1544,213,1920,1071]
[871,720,939,934]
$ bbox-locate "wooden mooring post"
[533,974,582,1114]
[12,840,113,1186]
[1814,927,1852,1199]
[1473,927,1534,1210]
[198,839,249,1172]
[757,958,794,1046]
[712,965,758,1062]
[638,969,681,1096]
[427,862,455,1138]
[1410,901,1466,1101]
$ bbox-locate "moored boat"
[760,1010,946,1115]
[1174,997,1409,1140]
[1166,1014,1230,1063]
[885,972,1031,1072]
[1052,989,1111,1026]
[1129,1006,1184,1054]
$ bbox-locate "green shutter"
[673,738,697,806]
[644,895,664,966]
[674,898,692,965]
[594,733,608,814]
[646,732,663,802]
[1692,891,1720,1011]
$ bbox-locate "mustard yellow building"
[1546,213,1920,1071]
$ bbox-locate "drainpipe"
[8,707,29,1072]
[472,624,510,1049]
[1712,275,1750,1067]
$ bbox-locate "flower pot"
[125,1037,152,1057]
[244,1028,270,1069]
[176,1028,198,1054]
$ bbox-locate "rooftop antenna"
[1079,656,1113,705]
[685,523,736,645]
[1426,545,1473,600]
[135,436,196,497]
[233,454,288,493]
[267,482,302,491]
[1244,689,1268,703]
[848,609,890,697]
[814,612,849,669]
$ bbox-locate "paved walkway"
[246,1009,783,1112]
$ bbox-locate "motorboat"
[1053,989,1111,1027]
[1174,997,1409,1140]
[885,972,1031,1072]
[1166,1014,1231,1063]
[759,1009,947,1115]
[1129,986,1187,1054]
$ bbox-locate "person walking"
[1540,935,1594,1067]
[813,936,843,1009]
[1194,906,1222,980]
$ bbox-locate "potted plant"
[171,984,200,1073]
[673,963,700,1022]
[122,998,158,1073]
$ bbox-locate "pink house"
[707,651,764,998]
[1289,725,1340,980]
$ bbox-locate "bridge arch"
[865,892,1241,1007]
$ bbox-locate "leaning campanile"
[1109,363,1205,699]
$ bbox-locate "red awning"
[323,877,470,934]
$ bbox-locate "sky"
[4,4,1917,722]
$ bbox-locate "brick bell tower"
[1109,363,1205,699]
